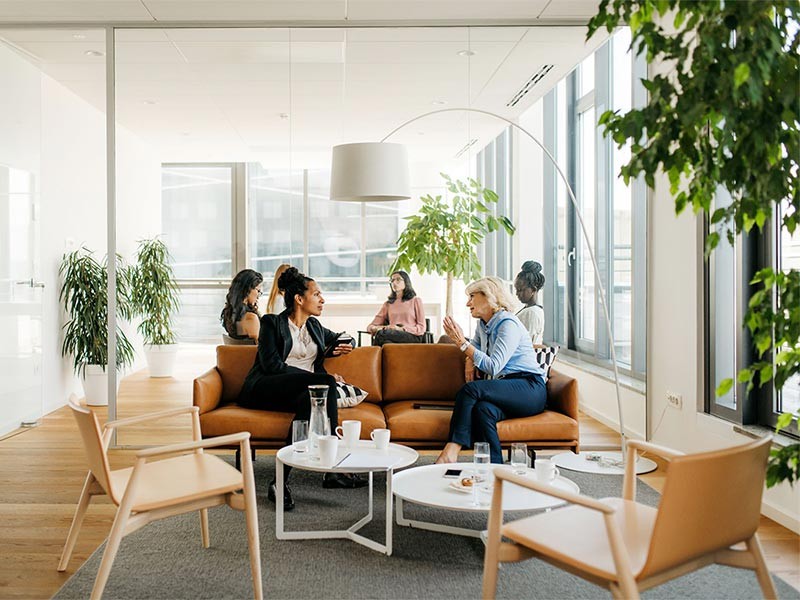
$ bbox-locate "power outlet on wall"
[666,391,683,410]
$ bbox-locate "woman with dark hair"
[367,270,426,346]
[238,267,363,510]
[220,269,264,342]
[514,260,545,344]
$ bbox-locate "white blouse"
[516,304,545,345]
[285,319,318,372]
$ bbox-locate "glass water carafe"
[308,384,330,458]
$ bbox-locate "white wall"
[0,43,162,426]
[39,76,161,416]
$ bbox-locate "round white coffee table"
[392,463,579,539]
[275,440,418,555]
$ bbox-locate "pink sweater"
[368,297,426,336]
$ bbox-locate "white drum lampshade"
[330,142,411,202]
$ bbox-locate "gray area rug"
[54,456,798,600]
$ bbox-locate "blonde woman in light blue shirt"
[436,277,546,464]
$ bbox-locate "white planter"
[144,344,178,378]
[82,365,121,407]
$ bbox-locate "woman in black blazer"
[239,267,363,510]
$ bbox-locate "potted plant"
[588,1,799,486]
[130,237,180,378]
[391,173,515,316]
[59,247,136,406]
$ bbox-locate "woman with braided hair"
[514,260,545,344]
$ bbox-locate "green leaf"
[733,63,750,89]
[716,378,734,397]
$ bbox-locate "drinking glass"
[473,442,490,483]
[292,419,309,453]
[510,442,528,475]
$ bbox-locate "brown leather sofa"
[193,344,579,454]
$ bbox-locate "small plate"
[448,480,474,494]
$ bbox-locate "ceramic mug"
[318,435,340,467]
[335,420,361,449]
[534,459,560,482]
[370,428,391,450]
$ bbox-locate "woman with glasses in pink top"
[367,270,426,346]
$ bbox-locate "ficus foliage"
[588,1,799,486]
[391,173,514,316]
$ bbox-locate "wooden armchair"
[482,437,776,600]
[58,398,262,600]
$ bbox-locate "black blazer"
[240,310,339,399]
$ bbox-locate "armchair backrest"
[641,436,771,578]
[68,400,117,503]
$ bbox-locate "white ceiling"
[0,2,607,167]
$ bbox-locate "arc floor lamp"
[330,107,655,475]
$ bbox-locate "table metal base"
[395,497,488,540]
[275,459,395,555]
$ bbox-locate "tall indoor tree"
[391,173,514,317]
[587,1,799,485]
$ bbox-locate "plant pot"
[144,344,178,378]
[82,365,121,407]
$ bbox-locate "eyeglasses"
[390,277,403,283]
[255,288,263,297]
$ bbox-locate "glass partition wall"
[0,23,641,447]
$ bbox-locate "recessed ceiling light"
[279,113,290,120]
[457,50,475,57]
[84,50,104,57]
[417,132,425,136]
[431,100,447,106]
[142,100,157,105]
[72,33,86,40]
[180,132,191,137]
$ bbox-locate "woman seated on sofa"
[435,277,546,465]
[220,269,263,343]
[514,260,545,344]
[265,263,291,315]
[367,270,426,346]
[238,266,365,510]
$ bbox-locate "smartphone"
[337,333,355,347]
[442,469,463,479]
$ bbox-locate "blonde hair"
[465,277,518,313]
[266,263,291,313]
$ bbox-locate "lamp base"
[550,451,657,475]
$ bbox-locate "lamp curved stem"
[382,107,628,455]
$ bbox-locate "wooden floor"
[1,347,797,598]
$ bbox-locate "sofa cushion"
[382,344,465,402]
[217,346,258,403]
[324,346,382,402]
[200,405,294,440]
[338,402,386,436]
[496,410,579,442]
[383,401,454,441]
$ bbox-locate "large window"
[477,127,513,280]
[541,28,646,377]
[161,162,400,341]
[707,195,800,432]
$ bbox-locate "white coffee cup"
[370,428,391,450]
[335,420,361,449]
[318,435,340,467]
[534,459,560,482]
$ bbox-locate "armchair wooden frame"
[59,398,263,600]
[482,437,777,600]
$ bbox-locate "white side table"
[392,463,579,539]
[275,441,418,555]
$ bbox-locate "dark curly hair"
[387,270,417,304]
[516,260,545,292]
[278,266,315,313]
[221,269,263,336]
